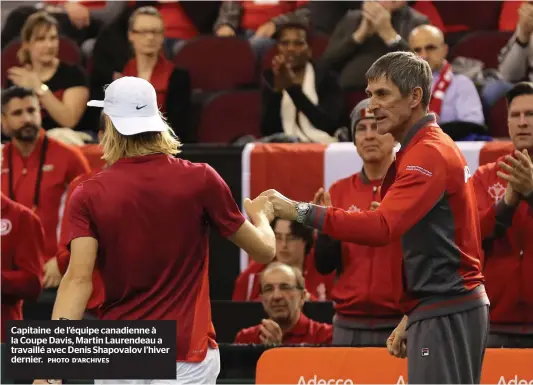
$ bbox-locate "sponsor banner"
[256,347,533,384]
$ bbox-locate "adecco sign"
[256,347,533,384]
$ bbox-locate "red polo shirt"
[1,131,91,261]
[234,313,332,344]
[1,193,44,342]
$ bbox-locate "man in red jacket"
[314,98,404,346]
[235,262,332,345]
[260,51,489,384]
[472,81,533,348]
[1,193,44,342]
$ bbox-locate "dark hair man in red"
[258,51,490,384]
[37,77,276,384]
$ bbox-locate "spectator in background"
[234,218,334,302]
[260,22,344,143]
[114,6,191,141]
[308,1,361,35]
[314,99,403,346]
[1,193,44,342]
[5,12,89,131]
[499,2,533,82]
[1,1,128,56]
[322,1,428,90]
[1,86,90,288]
[472,82,533,348]
[235,262,332,345]
[214,0,309,57]
[408,25,485,126]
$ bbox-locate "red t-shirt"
[1,193,44,342]
[234,313,332,344]
[1,131,91,261]
[65,154,246,362]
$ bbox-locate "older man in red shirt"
[235,262,332,345]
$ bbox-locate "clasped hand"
[497,150,533,203]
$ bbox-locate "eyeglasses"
[412,44,441,54]
[130,29,163,36]
[261,283,302,295]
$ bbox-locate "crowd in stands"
[1,0,532,355]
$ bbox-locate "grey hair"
[365,51,433,109]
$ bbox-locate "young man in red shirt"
[235,262,332,345]
[1,193,45,342]
[40,77,276,384]
[260,52,490,383]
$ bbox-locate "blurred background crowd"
[1,0,532,383]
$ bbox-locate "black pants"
[407,305,489,384]
[332,325,393,347]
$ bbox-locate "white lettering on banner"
[396,375,406,384]
[498,375,533,385]
[298,375,354,385]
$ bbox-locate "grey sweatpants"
[332,325,393,347]
[407,305,489,384]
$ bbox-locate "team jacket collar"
[401,113,437,149]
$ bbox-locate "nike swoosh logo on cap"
[136,105,147,110]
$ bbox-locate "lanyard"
[7,136,49,212]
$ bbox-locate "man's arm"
[202,165,275,264]
[304,145,447,245]
[321,12,364,70]
[472,168,518,241]
[52,186,97,320]
[2,209,44,300]
[213,1,242,33]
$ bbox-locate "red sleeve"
[202,165,246,237]
[234,326,261,344]
[472,168,497,239]
[313,323,333,344]
[1,209,44,300]
[66,148,91,184]
[233,270,252,301]
[57,174,89,274]
[65,184,97,247]
[309,144,447,246]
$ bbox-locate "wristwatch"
[295,202,311,224]
[36,83,49,97]
[385,34,402,47]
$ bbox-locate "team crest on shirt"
[488,182,505,204]
[42,164,54,172]
[1,219,12,236]
[347,205,361,212]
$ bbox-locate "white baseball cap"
[87,76,167,136]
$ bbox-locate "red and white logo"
[1,219,12,236]
[488,182,506,204]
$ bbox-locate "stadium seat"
[412,1,445,31]
[449,31,514,69]
[344,90,367,114]
[499,1,522,31]
[197,90,261,143]
[434,1,502,32]
[489,96,510,138]
[1,36,82,88]
[173,37,256,92]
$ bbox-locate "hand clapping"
[497,149,533,198]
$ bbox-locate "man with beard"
[259,22,344,143]
[235,262,332,345]
[1,86,91,291]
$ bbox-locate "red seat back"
[197,90,261,143]
[489,96,509,139]
[173,37,256,92]
[449,31,513,69]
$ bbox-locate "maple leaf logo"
[488,182,506,204]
